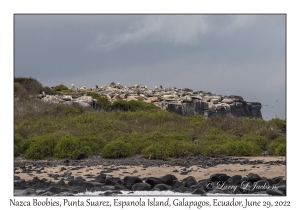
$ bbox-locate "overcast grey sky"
[14,14,286,119]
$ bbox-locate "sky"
[14,14,286,119]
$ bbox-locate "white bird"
[265,100,278,107]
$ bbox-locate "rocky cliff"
[37,82,262,118]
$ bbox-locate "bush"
[127,100,157,111]
[101,140,132,158]
[188,115,206,127]
[14,134,23,156]
[78,135,104,155]
[87,92,111,110]
[52,104,84,116]
[269,118,286,133]
[173,141,198,157]
[199,128,238,143]
[53,135,81,158]
[221,140,262,156]
[42,86,55,95]
[142,142,175,160]
[111,100,129,111]
[275,144,286,156]
[195,129,264,156]
[111,100,157,112]
[53,84,69,92]
[241,134,269,151]
[268,136,286,155]
[24,134,59,159]
[14,77,43,98]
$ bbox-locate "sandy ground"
[14,156,286,182]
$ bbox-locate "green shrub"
[111,100,157,112]
[14,134,23,156]
[53,84,69,92]
[199,128,238,143]
[53,135,81,158]
[87,92,111,110]
[195,129,263,156]
[269,118,286,133]
[221,140,262,156]
[188,115,206,127]
[111,100,129,111]
[142,142,175,160]
[24,134,59,159]
[173,141,198,157]
[127,100,157,111]
[195,129,239,156]
[275,144,286,156]
[101,140,132,158]
[241,133,269,151]
[268,136,286,155]
[197,144,225,157]
[42,86,55,95]
[240,117,282,140]
[78,135,104,155]
[53,104,84,116]
[119,133,151,154]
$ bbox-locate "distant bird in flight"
[265,100,278,107]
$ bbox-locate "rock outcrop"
[37,82,262,118]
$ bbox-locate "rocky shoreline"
[14,155,286,196]
[37,82,262,118]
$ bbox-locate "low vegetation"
[14,77,286,159]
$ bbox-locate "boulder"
[79,86,86,91]
[73,101,90,108]
[74,96,93,105]
[123,176,143,189]
[222,98,234,104]
[132,183,152,191]
[266,189,284,196]
[61,95,72,101]
[126,96,139,101]
[247,173,262,183]
[95,174,106,183]
[152,184,172,191]
[211,99,219,104]
[148,97,159,102]
[182,95,192,103]
[227,175,242,185]
[41,95,60,104]
[73,152,85,160]
[161,95,173,100]
[145,177,162,187]
[160,174,178,185]
[191,188,206,195]
[63,101,74,106]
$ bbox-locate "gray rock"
[132,183,152,191]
